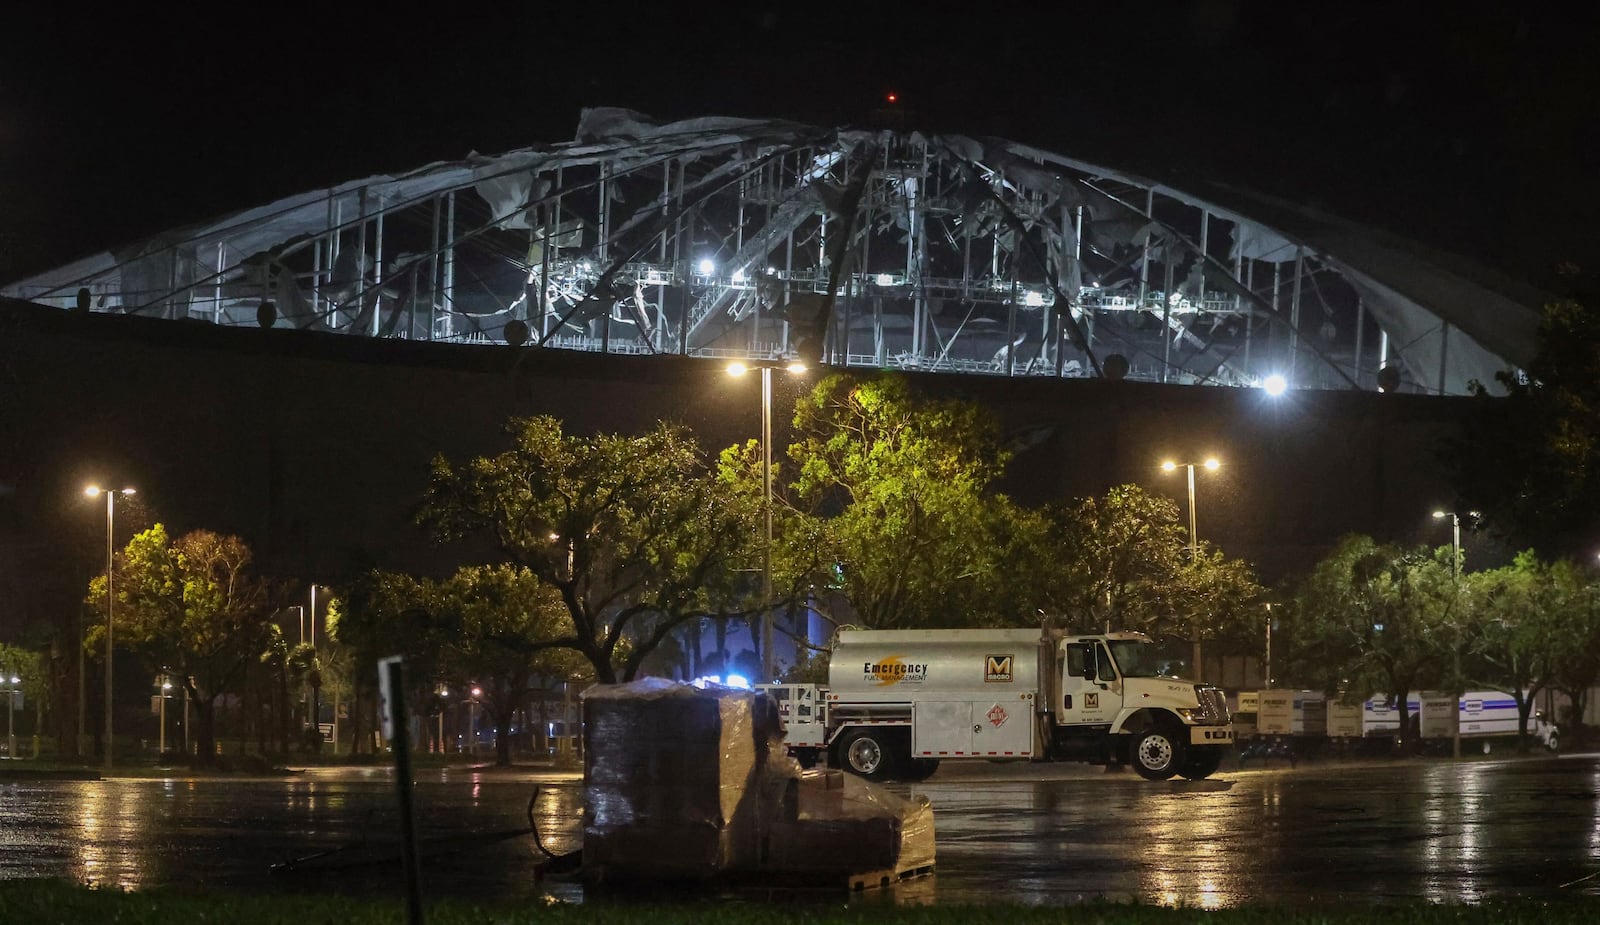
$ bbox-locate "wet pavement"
[2,754,1598,908]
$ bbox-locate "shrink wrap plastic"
[580,678,934,884]
[581,678,764,879]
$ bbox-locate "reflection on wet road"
[3,757,1598,907]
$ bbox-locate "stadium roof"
[2,108,1550,396]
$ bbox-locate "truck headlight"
[1176,708,1199,723]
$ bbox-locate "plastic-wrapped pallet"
[763,767,936,878]
[580,678,764,881]
[579,679,935,888]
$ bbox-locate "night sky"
[2,2,1597,294]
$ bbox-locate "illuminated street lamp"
[1433,509,1478,760]
[1161,459,1219,681]
[728,359,808,682]
[469,685,483,757]
[1160,458,1220,556]
[158,675,172,756]
[85,485,135,770]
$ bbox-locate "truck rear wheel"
[1131,725,1184,781]
[838,728,899,781]
[1177,745,1223,780]
[904,757,940,781]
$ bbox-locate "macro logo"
[863,656,928,686]
[985,655,1014,683]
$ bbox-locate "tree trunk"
[196,693,220,766]
[495,710,514,766]
[310,681,323,755]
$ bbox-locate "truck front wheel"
[838,728,898,781]
[1130,726,1184,781]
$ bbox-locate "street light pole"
[5,672,17,760]
[86,485,135,770]
[159,676,171,755]
[729,359,806,683]
[1433,509,1474,760]
[761,363,774,683]
[1161,458,1219,681]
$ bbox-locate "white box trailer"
[1256,690,1327,737]
[1326,701,1363,738]
[817,628,1234,782]
[1362,693,1422,738]
[1366,691,1558,752]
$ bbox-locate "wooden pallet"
[847,863,935,892]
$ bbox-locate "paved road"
[2,754,1597,907]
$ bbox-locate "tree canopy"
[780,373,1029,629]
[418,416,760,683]
[1452,299,1600,557]
[88,525,274,763]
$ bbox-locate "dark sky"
[3,1,1596,293]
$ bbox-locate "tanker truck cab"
[1058,633,1233,780]
[824,627,1233,782]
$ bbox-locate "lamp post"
[158,676,171,756]
[469,685,482,758]
[4,672,18,760]
[1263,603,1274,690]
[86,485,135,770]
[1161,458,1219,681]
[728,359,807,683]
[1433,510,1477,760]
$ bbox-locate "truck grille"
[1195,686,1231,724]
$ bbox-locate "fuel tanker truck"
[813,627,1233,782]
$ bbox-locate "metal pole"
[1452,514,1462,760]
[104,491,114,771]
[78,609,87,758]
[1187,463,1201,682]
[761,365,775,683]
[1186,464,1198,554]
[384,659,426,925]
[6,673,14,760]
[1264,608,1273,690]
[158,678,166,755]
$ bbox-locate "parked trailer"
[1365,691,1558,753]
[816,628,1234,782]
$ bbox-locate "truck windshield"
[1106,640,1180,679]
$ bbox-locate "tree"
[1463,551,1581,751]
[1543,576,1600,747]
[1284,535,1455,746]
[335,570,452,754]
[88,526,274,765]
[0,643,46,753]
[1451,299,1600,558]
[419,416,759,683]
[780,373,1033,629]
[1034,485,1189,633]
[432,564,590,765]
[286,642,323,753]
[1029,484,1262,677]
